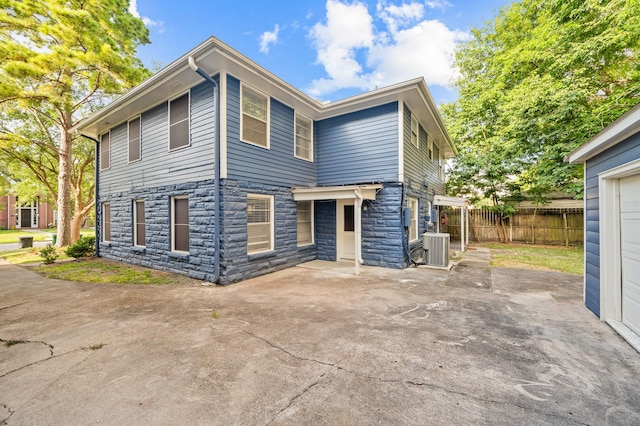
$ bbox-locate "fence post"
[563,213,568,247]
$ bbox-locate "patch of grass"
[0,247,70,265]
[211,311,220,319]
[33,258,202,285]
[479,243,584,275]
[0,229,49,244]
[4,339,27,347]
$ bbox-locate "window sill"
[297,243,316,248]
[248,250,276,261]
[168,251,189,260]
[132,246,146,253]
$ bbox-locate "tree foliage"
[442,0,640,205]
[0,0,150,245]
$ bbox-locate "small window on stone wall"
[172,196,189,252]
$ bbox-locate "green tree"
[0,0,150,245]
[443,0,640,204]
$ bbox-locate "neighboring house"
[567,102,640,352]
[74,36,456,284]
[0,194,56,230]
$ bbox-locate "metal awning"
[292,184,383,201]
[433,195,469,253]
[433,195,468,207]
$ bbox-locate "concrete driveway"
[1,249,639,425]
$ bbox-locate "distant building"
[0,194,55,230]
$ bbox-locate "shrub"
[65,236,95,259]
[39,244,59,264]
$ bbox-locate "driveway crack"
[1,338,54,357]
[1,403,14,425]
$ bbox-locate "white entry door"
[337,200,355,261]
[620,173,640,335]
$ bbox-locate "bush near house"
[64,235,95,259]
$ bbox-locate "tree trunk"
[71,213,83,242]
[56,122,72,247]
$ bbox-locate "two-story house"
[75,37,457,284]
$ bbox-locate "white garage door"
[620,173,640,335]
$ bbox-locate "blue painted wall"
[226,75,316,187]
[316,102,399,185]
[584,132,640,316]
[315,200,336,261]
[99,80,217,195]
[362,184,405,268]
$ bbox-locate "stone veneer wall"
[361,184,405,268]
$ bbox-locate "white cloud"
[308,0,375,95]
[307,0,468,98]
[425,0,453,10]
[259,25,280,54]
[128,0,164,32]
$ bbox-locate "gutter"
[188,56,221,284]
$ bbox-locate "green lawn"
[0,229,51,244]
[0,247,70,264]
[479,243,584,275]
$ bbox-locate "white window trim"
[297,200,314,246]
[247,193,274,254]
[408,197,419,242]
[240,82,270,149]
[100,131,111,171]
[410,113,419,149]
[439,152,445,181]
[128,115,142,163]
[171,196,189,253]
[133,199,145,247]
[102,202,111,243]
[428,136,434,161]
[294,112,313,162]
[168,92,191,152]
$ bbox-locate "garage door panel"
[620,174,640,335]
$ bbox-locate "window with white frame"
[296,200,313,246]
[439,152,445,181]
[241,84,269,148]
[410,113,419,148]
[295,113,313,161]
[100,132,110,170]
[408,197,419,241]
[247,194,273,254]
[128,116,141,162]
[169,93,190,151]
[134,199,145,247]
[172,196,189,252]
[428,136,434,161]
[102,203,111,242]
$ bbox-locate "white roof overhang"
[433,195,468,207]
[73,36,456,158]
[292,185,383,201]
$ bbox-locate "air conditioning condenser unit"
[422,232,450,267]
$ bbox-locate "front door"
[337,200,355,261]
[620,173,640,335]
[19,208,32,229]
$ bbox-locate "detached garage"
[568,103,640,352]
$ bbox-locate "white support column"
[355,195,363,275]
[460,207,465,252]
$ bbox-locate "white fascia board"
[567,103,640,163]
[292,185,383,201]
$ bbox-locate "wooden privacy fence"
[442,207,583,246]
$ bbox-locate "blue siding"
[99,80,216,195]
[584,132,640,316]
[316,102,399,185]
[226,75,316,187]
[403,104,444,194]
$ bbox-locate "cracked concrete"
[1,250,640,425]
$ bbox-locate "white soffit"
[433,195,468,207]
[292,185,383,201]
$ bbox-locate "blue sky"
[130,0,510,104]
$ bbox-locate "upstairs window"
[100,132,110,170]
[295,113,313,162]
[410,113,419,148]
[428,136,434,161]
[134,199,145,247]
[169,93,190,151]
[247,194,273,254]
[128,116,141,162]
[297,201,313,246]
[439,152,445,181]
[241,84,269,148]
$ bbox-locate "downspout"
[188,56,221,284]
[354,188,364,275]
[79,134,100,256]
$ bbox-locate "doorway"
[337,200,355,261]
